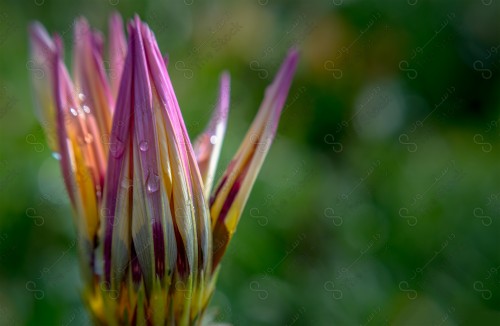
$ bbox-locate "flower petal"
[139,19,214,316]
[52,35,102,282]
[73,18,113,135]
[109,12,127,98]
[100,25,135,288]
[210,49,299,268]
[130,18,169,292]
[193,72,230,199]
[29,22,58,153]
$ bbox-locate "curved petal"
[73,17,113,136]
[193,72,230,199]
[29,22,58,153]
[210,49,299,268]
[108,12,127,98]
[139,18,213,320]
[52,35,103,282]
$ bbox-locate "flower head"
[30,13,298,325]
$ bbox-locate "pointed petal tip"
[220,72,231,99]
[109,13,125,40]
[29,21,45,36]
[268,48,300,113]
[273,48,299,88]
[221,71,230,82]
[287,47,300,61]
[109,11,125,35]
[110,11,123,22]
[280,48,300,79]
[74,16,90,31]
[130,15,144,38]
[218,72,230,112]
[29,22,54,50]
[133,14,142,28]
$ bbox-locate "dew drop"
[121,177,132,189]
[110,138,125,158]
[78,93,86,102]
[84,133,93,144]
[70,107,78,116]
[83,105,91,114]
[146,171,160,193]
[210,135,217,145]
[51,152,61,160]
[139,140,149,152]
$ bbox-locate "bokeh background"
[1,0,499,325]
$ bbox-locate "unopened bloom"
[29,13,298,325]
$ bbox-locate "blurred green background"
[1,0,499,325]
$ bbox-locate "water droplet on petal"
[70,108,78,116]
[139,140,149,152]
[84,133,93,144]
[83,105,91,114]
[121,177,132,189]
[146,171,160,193]
[52,152,61,160]
[210,135,217,145]
[78,93,86,102]
[110,138,125,158]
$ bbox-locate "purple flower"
[29,13,298,324]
